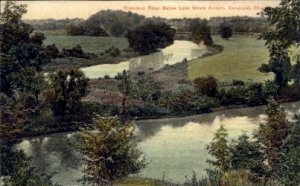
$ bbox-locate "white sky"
[20,1,280,20]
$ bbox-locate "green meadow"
[44,35,129,55]
[188,35,272,83]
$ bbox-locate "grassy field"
[44,35,129,55]
[188,35,272,83]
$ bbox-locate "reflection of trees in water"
[28,133,81,174]
[129,52,174,73]
[191,49,204,59]
[135,106,268,142]
[44,134,81,169]
[28,138,51,173]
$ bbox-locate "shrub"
[105,46,120,57]
[128,104,169,118]
[264,80,279,96]
[245,83,265,106]
[76,117,146,185]
[188,97,219,114]
[232,80,245,86]
[103,75,111,79]
[193,76,218,97]
[65,24,85,36]
[44,44,60,58]
[62,45,91,58]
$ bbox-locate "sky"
[20,1,280,20]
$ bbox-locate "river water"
[17,102,300,185]
[81,40,207,79]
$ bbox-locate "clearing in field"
[188,35,272,83]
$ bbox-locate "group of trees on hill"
[64,10,146,37]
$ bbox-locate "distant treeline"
[24,18,84,31]
[167,16,269,34]
[24,10,269,37]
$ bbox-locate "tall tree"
[230,134,267,177]
[189,19,213,46]
[76,117,146,185]
[259,0,300,88]
[279,115,300,185]
[126,22,175,54]
[45,68,89,117]
[255,97,290,174]
[0,2,50,97]
[0,2,54,184]
[207,125,231,172]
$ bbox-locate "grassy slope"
[44,35,129,55]
[188,35,272,83]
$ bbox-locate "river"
[17,102,300,185]
[81,40,207,79]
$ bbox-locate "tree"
[126,22,175,54]
[259,0,300,88]
[291,57,300,89]
[255,97,290,174]
[76,117,146,185]
[207,125,231,172]
[0,2,54,184]
[193,76,218,97]
[230,134,267,177]
[219,26,233,40]
[278,115,300,185]
[118,70,132,123]
[65,24,85,35]
[83,10,145,37]
[189,19,213,46]
[0,2,50,97]
[45,69,89,117]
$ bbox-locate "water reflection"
[16,102,299,185]
[82,41,206,79]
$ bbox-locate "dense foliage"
[45,69,89,117]
[76,117,146,185]
[193,76,218,97]
[189,19,213,46]
[259,0,300,89]
[219,25,233,39]
[0,2,55,184]
[126,22,175,54]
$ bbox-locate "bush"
[264,80,279,96]
[105,46,120,57]
[44,44,60,58]
[188,97,219,113]
[62,45,91,58]
[103,75,111,79]
[82,102,119,116]
[232,80,245,86]
[65,24,85,36]
[245,83,265,106]
[128,104,169,118]
[193,76,218,97]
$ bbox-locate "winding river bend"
[17,102,300,185]
[81,40,207,79]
